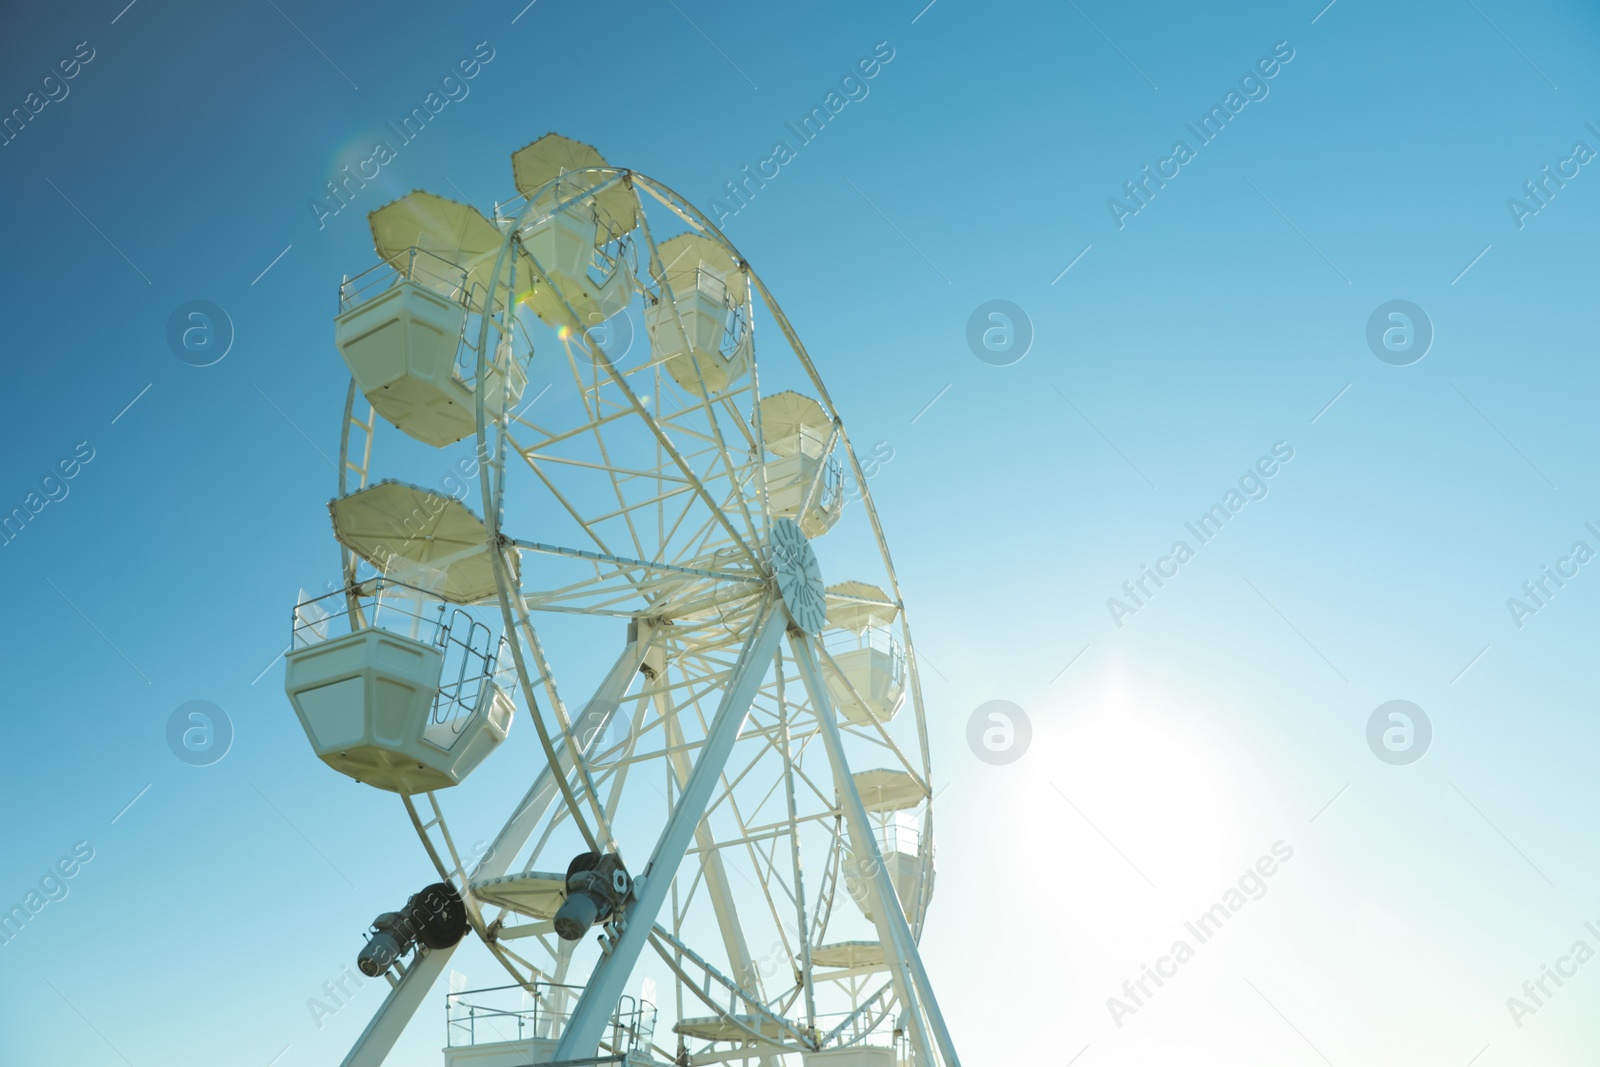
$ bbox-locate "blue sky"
[3,0,1600,1064]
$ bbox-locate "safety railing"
[823,625,905,677]
[445,982,656,1055]
[495,174,635,245]
[813,1007,903,1051]
[429,607,504,746]
[292,581,445,650]
[339,246,477,313]
[878,816,921,858]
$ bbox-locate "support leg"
[788,631,961,1067]
[553,599,785,1059]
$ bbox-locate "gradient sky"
[4,1,1600,1064]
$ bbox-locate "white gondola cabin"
[844,812,935,926]
[841,770,935,925]
[506,133,637,337]
[336,192,528,448]
[644,233,750,395]
[284,580,514,794]
[758,391,844,537]
[284,483,521,794]
[822,581,905,725]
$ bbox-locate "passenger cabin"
[505,133,637,338]
[336,191,528,448]
[821,581,905,725]
[644,233,750,395]
[283,482,520,794]
[758,392,843,537]
[284,580,514,794]
[843,769,935,924]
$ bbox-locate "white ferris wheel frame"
[324,165,960,1067]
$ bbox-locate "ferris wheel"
[282,133,961,1067]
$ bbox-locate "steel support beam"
[553,598,785,1058]
[656,660,777,1067]
[788,631,961,1067]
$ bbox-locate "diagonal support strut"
[553,596,787,1059]
[788,630,962,1067]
